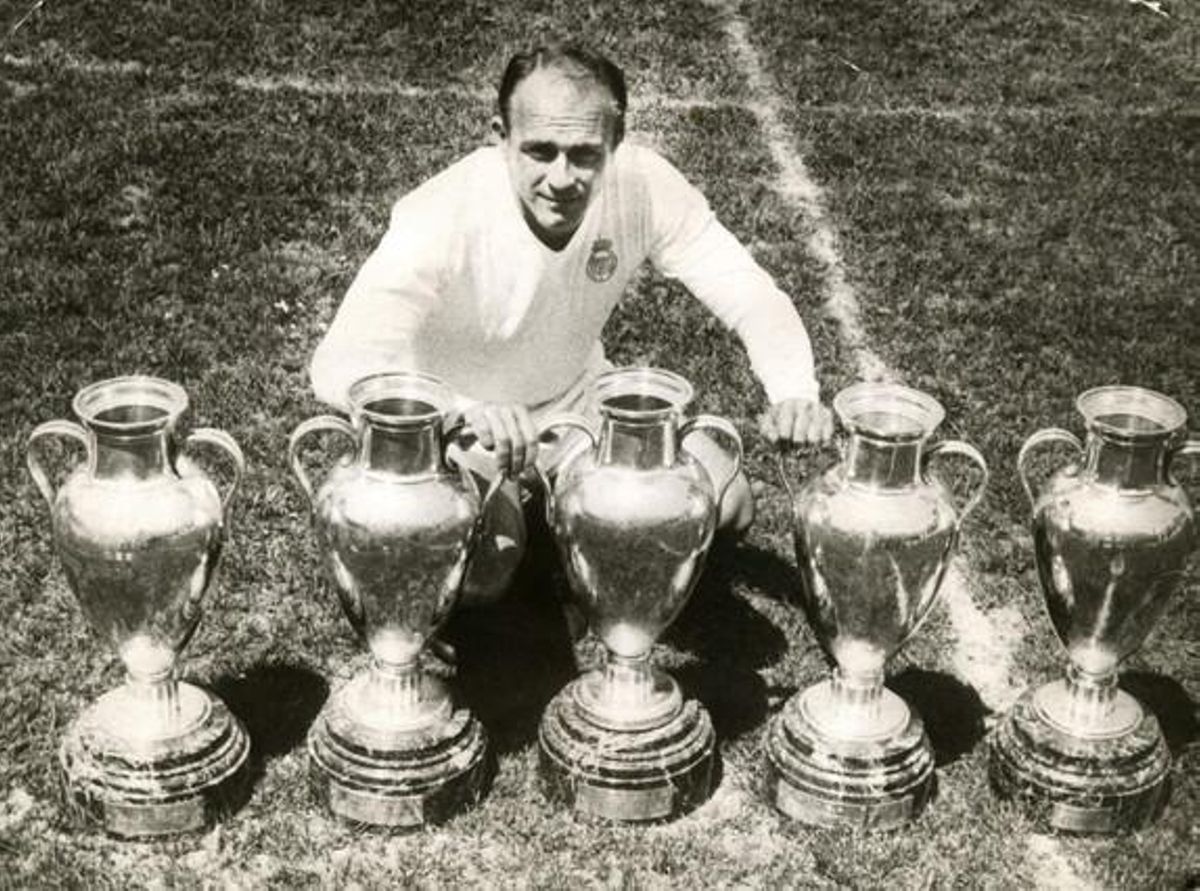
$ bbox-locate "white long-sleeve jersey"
[311,143,819,414]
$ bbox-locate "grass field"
[1,0,1197,887]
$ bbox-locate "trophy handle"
[1016,427,1082,508]
[773,438,840,524]
[534,413,598,525]
[442,429,508,531]
[182,428,246,519]
[679,415,744,503]
[26,420,90,509]
[440,415,512,512]
[1168,434,1200,495]
[288,415,357,502]
[441,411,472,453]
[922,439,990,525]
[445,453,508,603]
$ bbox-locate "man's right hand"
[461,402,539,477]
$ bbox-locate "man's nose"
[546,154,576,190]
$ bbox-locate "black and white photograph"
[1,0,1196,886]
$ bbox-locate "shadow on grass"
[1121,670,1199,757]
[212,663,329,787]
[674,661,769,742]
[442,500,579,756]
[890,667,988,767]
[667,538,795,739]
[446,514,798,751]
[667,538,793,667]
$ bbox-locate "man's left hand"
[758,398,834,447]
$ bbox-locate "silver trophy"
[991,385,1199,832]
[768,381,988,828]
[289,371,498,827]
[537,367,742,822]
[26,375,249,838]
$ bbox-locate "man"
[311,44,832,601]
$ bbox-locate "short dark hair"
[497,44,627,146]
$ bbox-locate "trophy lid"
[73,375,188,436]
[1077,385,1186,440]
[833,381,944,442]
[593,367,694,421]
[348,371,454,429]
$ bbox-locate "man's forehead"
[508,68,616,140]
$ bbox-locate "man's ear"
[607,112,625,151]
[489,115,506,145]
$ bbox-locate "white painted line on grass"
[709,13,1090,887]
[6,0,46,38]
[707,0,1029,716]
[1129,0,1170,17]
[2,51,144,75]
[4,52,1181,118]
[705,1,888,383]
[941,559,1025,714]
[230,73,490,102]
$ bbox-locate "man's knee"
[718,469,754,536]
[458,475,526,606]
[683,430,753,535]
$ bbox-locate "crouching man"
[310,43,832,604]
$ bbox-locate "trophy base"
[538,678,715,823]
[989,685,1169,834]
[308,684,488,829]
[59,683,250,839]
[764,684,934,830]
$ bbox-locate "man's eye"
[525,145,557,162]
[569,148,603,168]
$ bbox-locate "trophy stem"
[372,658,424,711]
[128,674,183,735]
[603,651,655,709]
[803,668,905,741]
[347,657,452,733]
[830,668,884,718]
[1061,665,1118,734]
[574,649,682,732]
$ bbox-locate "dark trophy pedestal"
[764,680,933,830]
[538,665,714,823]
[60,682,250,839]
[308,670,488,829]
[989,684,1168,834]
[997,385,1200,834]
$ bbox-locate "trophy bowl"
[537,367,742,822]
[26,375,249,838]
[767,381,988,829]
[990,385,1199,833]
[289,371,496,828]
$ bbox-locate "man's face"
[499,68,618,248]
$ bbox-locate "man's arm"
[659,218,820,403]
[310,215,444,411]
[642,150,829,442]
[310,194,539,476]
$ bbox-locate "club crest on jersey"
[586,238,618,283]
